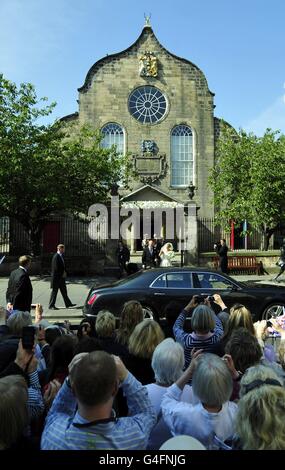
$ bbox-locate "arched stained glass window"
[101,123,125,154]
[171,125,193,187]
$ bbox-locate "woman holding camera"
[173,296,224,368]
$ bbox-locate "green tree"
[0,75,129,254]
[209,123,285,250]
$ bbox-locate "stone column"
[130,224,135,253]
[105,201,119,269]
[184,203,198,266]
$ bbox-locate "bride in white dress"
[159,243,175,267]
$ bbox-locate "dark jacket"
[116,246,130,264]
[0,335,20,373]
[216,244,228,260]
[98,335,129,361]
[216,244,228,273]
[155,240,162,253]
[0,360,28,381]
[50,253,65,288]
[124,354,155,385]
[6,267,33,312]
[142,246,157,268]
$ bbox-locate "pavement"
[1,271,284,324]
[0,275,116,324]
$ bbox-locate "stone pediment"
[121,185,183,204]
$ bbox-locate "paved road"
[0,272,284,323]
[0,275,116,323]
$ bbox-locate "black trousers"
[49,277,72,307]
[220,258,228,275]
[118,261,127,277]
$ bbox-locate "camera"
[196,295,214,303]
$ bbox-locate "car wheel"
[142,305,156,320]
[262,303,285,320]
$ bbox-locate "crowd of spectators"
[0,295,285,451]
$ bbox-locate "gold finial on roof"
[144,13,151,27]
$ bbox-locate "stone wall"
[75,26,215,218]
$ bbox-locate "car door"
[191,271,256,313]
[149,271,194,315]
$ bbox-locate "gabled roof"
[120,184,184,204]
[78,25,214,96]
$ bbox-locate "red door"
[43,222,60,253]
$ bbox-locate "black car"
[83,267,285,321]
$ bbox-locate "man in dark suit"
[214,239,228,274]
[6,255,33,312]
[49,244,76,310]
[142,239,158,269]
[153,234,162,266]
[116,241,130,277]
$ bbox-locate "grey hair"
[7,311,32,336]
[192,353,233,407]
[151,338,185,386]
[191,305,216,333]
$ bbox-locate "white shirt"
[57,251,65,265]
[146,383,192,450]
[161,383,237,449]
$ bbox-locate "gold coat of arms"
[139,51,158,78]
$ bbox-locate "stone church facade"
[62,21,224,258]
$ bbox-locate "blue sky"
[1,0,285,135]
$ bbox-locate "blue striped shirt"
[41,372,156,450]
[173,309,224,368]
[28,370,44,420]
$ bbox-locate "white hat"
[160,435,206,451]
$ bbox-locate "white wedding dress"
[160,251,175,267]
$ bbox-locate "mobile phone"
[266,320,272,328]
[22,326,35,350]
